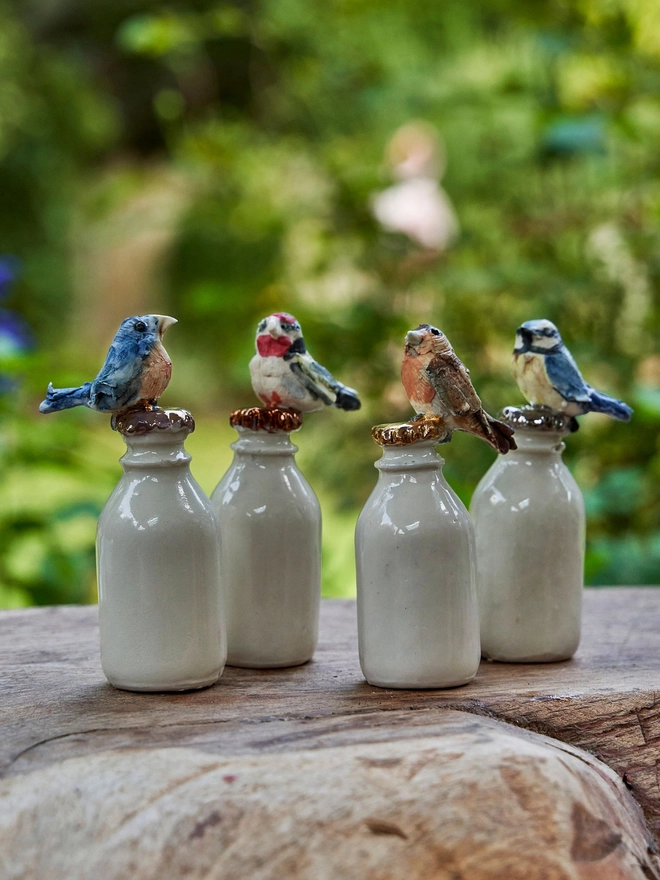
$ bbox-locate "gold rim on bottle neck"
[230,406,303,433]
[113,406,195,436]
[499,405,576,434]
[371,415,450,447]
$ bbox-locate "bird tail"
[334,384,361,411]
[39,382,93,414]
[460,411,517,454]
[483,412,517,454]
[588,389,633,422]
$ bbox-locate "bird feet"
[110,401,162,431]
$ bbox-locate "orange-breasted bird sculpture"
[401,323,516,454]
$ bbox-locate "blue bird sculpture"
[513,319,632,422]
[40,314,177,416]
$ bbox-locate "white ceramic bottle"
[471,406,585,662]
[97,409,226,691]
[211,408,321,668]
[355,423,481,689]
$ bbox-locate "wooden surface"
[2,709,656,880]
[2,588,660,878]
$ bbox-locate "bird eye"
[257,320,267,332]
[431,328,441,336]
[280,322,292,331]
[134,321,147,332]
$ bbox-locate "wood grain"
[2,710,657,880]
[2,589,660,870]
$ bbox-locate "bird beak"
[405,329,424,349]
[154,315,178,338]
[266,315,280,338]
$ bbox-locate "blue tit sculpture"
[40,314,177,415]
[513,319,632,422]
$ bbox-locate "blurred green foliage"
[0,0,659,604]
[0,360,115,607]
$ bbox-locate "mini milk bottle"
[356,421,480,689]
[471,406,585,662]
[97,408,226,691]
[212,407,321,668]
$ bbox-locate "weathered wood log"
[1,589,660,878]
[0,711,657,879]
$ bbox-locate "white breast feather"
[249,354,324,411]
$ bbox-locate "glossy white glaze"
[471,428,585,662]
[97,421,226,691]
[212,426,321,668]
[356,439,480,689]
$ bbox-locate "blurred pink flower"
[372,121,459,251]
[372,177,458,250]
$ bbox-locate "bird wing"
[544,348,591,403]
[425,353,482,416]
[289,353,341,406]
[90,341,146,411]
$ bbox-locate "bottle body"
[212,427,321,668]
[356,440,480,689]
[471,428,585,662]
[98,414,226,691]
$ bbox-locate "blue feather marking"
[39,382,92,413]
[544,345,632,420]
[543,348,592,403]
[304,359,361,409]
[90,345,145,410]
[289,360,335,404]
[87,318,159,411]
[587,389,633,421]
[307,359,341,391]
[289,356,361,409]
[40,315,163,415]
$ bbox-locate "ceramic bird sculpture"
[401,323,516,453]
[513,319,632,422]
[249,312,361,413]
[40,314,177,415]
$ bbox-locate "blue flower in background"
[0,256,32,357]
[0,310,32,357]
[0,259,15,297]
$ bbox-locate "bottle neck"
[511,428,567,455]
[120,431,192,470]
[231,426,299,457]
[375,438,445,472]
